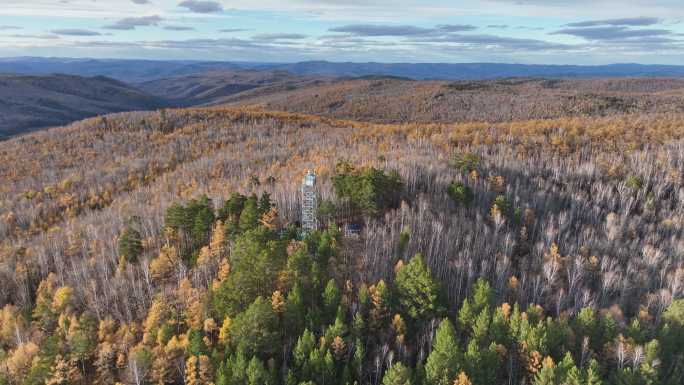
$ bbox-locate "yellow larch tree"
[271,290,285,314]
[184,356,199,385]
[143,297,169,345]
[52,286,74,314]
[209,220,225,260]
[259,207,279,230]
[3,342,39,380]
[392,314,407,345]
[46,355,82,385]
[331,336,347,361]
[196,246,213,271]
[198,355,214,384]
[453,371,472,385]
[218,317,232,346]
[150,245,179,282]
[150,345,175,385]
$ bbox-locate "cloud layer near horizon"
[0,0,683,64]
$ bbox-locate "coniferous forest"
[1,102,684,385]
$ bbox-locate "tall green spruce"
[332,161,403,217]
[164,195,215,263]
[382,362,412,385]
[118,217,143,262]
[425,319,461,385]
[395,254,444,326]
[212,226,287,317]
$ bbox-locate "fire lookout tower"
[301,170,318,233]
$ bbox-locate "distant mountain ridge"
[4,57,684,81]
[260,61,684,80]
[0,57,243,82]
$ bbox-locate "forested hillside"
[135,70,324,107]
[0,74,169,139]
[231,77,684,124]
[6,74,684,140]
[1,106,683,385]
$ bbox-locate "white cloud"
[51,29,101,36]
[164,25,196,31]
[104,15,163,30]
[178,0,223,13]
[1,1,684,20]
[0,0,683,63]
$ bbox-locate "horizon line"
[1,56,683,67]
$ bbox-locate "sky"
[1,0,684,64]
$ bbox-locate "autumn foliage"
[1,100,684,384]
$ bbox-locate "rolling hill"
[228,77,684,123]
[0,70,328,139]
[5,58,684,140]
[6,71,684,139]
[135,69,327,106]
[0,74,169,139]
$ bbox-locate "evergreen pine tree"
[118,220,143,263]
[533,356,555,385]
[230,297,279,356]
[425,319,461,385]
[294,329,316,369]
[556,352,578,384]
[382,362,412,385]
[471,308,490,343]
[395,254,444,325]
[353,338,365,380]
[285,283,306,334]
[585,359,603,385]
[239,195,260,232]
[323,350,336,384]
[187,329,208,357]
[323,279,342,323]
[259,193,272,214]
[190,196,215,251]
[247,356,270,385]
[472,279,494,314]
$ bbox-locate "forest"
[1,102,684,385]
[228,77,684,124]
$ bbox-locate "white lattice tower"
[301,170,318,232]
